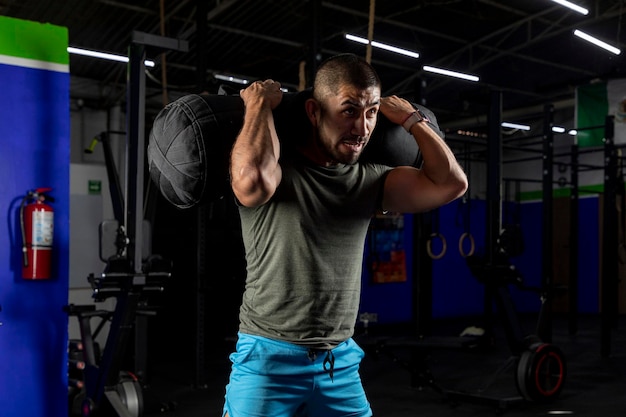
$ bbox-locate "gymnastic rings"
[426,232,447,260]
[458,232,475,258]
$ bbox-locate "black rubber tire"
[515,343,566,402]
[117,371,144,417]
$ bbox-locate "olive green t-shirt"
[237,156,391,349]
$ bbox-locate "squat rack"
[495,107,621,358]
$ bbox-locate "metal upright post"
[539,104,554,343]
[413,212,433,336]
[569,144,579,335]
[601,115,617,358]
[484,90,502,332]
[125,39,147,273]
[486,90,502,264]
[195,206,208,388]
[126,31,188,272]
[194,3,209,388]
[125,30,188,382]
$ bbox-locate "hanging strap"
[458,142,475,257]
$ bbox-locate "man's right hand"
[240,79,283,110]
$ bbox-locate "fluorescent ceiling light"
[214,73,289,91]
[371,40,420,59]
[550,0,589,15]
[214,73,250,85]
[556,126,579,135]
[345,34,420,58]
[423,65,479,82]
[501,122,531,130]
[345,34,370,45]
[67,46,156,67]
[573,30,621,55]
[345,34,482,82]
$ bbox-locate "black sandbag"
[148,93,243,209]
[147,90,443,209]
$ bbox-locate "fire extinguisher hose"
[19,194,29,268]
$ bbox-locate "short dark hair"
[312,53,381,101]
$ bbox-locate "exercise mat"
[147,89,443,209]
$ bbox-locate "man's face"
[315,84,381,165]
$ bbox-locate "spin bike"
[65,255,170,417]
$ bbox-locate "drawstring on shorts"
[307,349,335,382]
[323,350,335,382]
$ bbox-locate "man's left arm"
[378,95,468,214]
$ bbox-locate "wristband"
[402,109,430,132]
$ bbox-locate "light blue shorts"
[222,333,372,417]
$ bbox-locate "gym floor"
[139,314,626,417]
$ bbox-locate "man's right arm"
[230,80,283,207]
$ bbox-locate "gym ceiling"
[2,0,624,127]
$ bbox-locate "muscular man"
[223,53,467,417]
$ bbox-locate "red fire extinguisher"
[20,188,54,280]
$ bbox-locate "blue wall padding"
[0,63,70,416]
[509,198,599,314]
[360,194,601,326]
[360,199,488,323]
[360,214,415,324]
[432,199,487,319]
[573,197,600,313]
